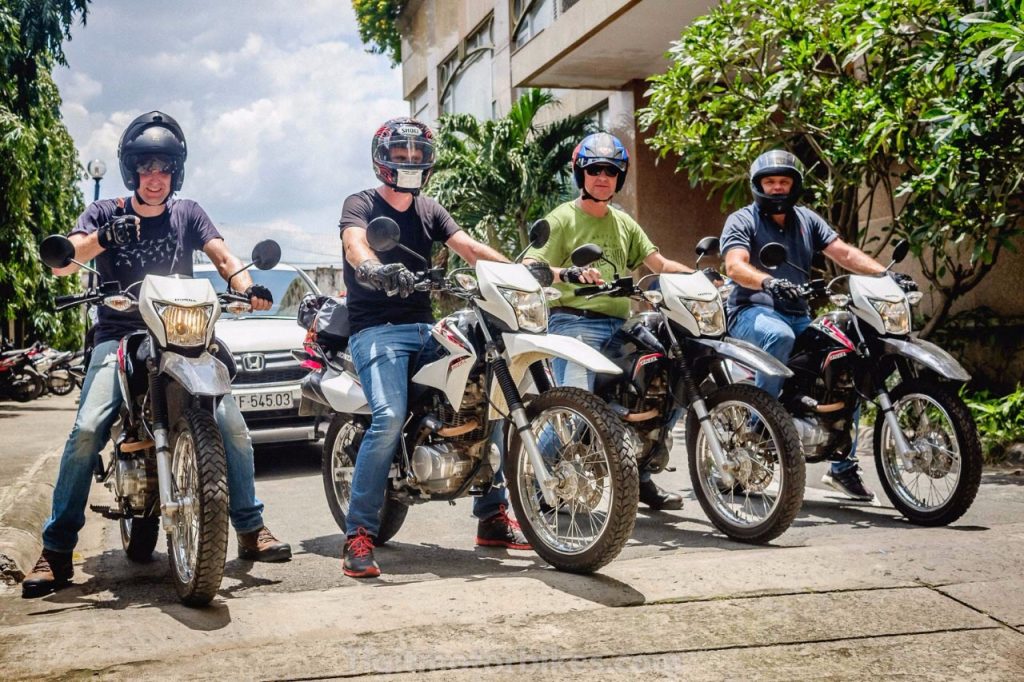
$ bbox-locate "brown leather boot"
[237,526,292,562]
[21,549,73,598]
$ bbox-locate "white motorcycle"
[40,234,281,606]
[297,218,640,573]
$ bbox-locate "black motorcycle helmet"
[117,111,188,195]
[749,150,804,215]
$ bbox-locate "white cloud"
[53,0,406,265]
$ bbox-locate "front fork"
[875,389,916,469]
[147,366,179,532]
[494,356,558,506]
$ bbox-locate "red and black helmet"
[371,118,436,194]
[572,132,629,192]
[117,111,188,193]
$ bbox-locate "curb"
[0,447,61,584]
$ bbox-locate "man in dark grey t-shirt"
[23,112,291,599]
[721,150,917,501]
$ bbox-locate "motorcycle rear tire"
[167,409,229,607]
[9,372,44,402]
[47,370,75,396]
[121,515,160,563]
[323,414,408,546]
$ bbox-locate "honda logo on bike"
[241,353,265,372]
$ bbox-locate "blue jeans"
[42,339,266,553]
[548,313,680,482]
[729,305,858,474]
[346,323,508,538]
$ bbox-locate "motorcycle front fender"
[502,332,622,375]
[691,337,793,378]
[159,352,232,397]
[880,336,971,383]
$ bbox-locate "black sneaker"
[639,479,684,510]
[342,528,380,578]
[476,505,532,550]
[822,467,875,501]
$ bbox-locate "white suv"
[194,263,321,444]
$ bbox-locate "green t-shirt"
[526,200,658,319]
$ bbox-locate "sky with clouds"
[53,0,406,266]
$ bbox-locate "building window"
[512,0,556,50]
[438,16,495,120]
[586,100,611,131]
[409,81,430,124]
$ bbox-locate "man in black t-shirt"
[338,118,530,578]
[23,112,291,599]
[721,150,917,501]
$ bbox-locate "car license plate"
[238,391,293,412]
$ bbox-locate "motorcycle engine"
[115,456,156,512]
[410,443,480,494]
[793,416,830,458]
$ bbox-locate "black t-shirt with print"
[71,197,222,345]
[339,189,461,335]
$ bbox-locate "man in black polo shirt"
[721,150,918,501]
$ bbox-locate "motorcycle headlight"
[154,303,214,347]
[680,297,726,336]
[498,287,547,333]
[869,298,911,335]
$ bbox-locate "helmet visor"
[374,138,435,168]
[134,155,176,175]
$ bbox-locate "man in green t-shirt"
[524,132,694,511]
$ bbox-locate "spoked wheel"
[120,515,160,563]
[167,409,229,607]
[322,415,408,545]
[507,387,638,574]
[687,384,804,544]
[873,379,982,526]
[9,372,44,402]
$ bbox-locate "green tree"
[1,0,90,348]
[639,0,1024,337]
[351,0,405,66]
[428,88,593,256]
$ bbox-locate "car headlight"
[154,303,214,347]
[680,297,726,336]
[869,298,911,335]
[498,287,547,333]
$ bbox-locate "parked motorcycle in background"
[0,340,46,402]
[39,234,282,606]
[297,218,640,573]
[568,238,806,544]
[756,240,982,525]
[26,342,78,396]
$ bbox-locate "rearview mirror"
[366,216,401,253]
[251,240,281,270]
[40,235,76,269]
[891,239,910,265]
[528,219,550,249]
[759,242,788,269]
[695,236,720,258]
[571,243,603,268]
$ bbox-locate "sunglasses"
[584,165,621,178]
[135,158,174,175]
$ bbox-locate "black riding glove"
[889,271,918,292]
[701,267,724,284]
[561,266,586,284]
[356,260,416,298]
[244,284,274,305]
[527,262,554,287]
[762,277,803,302]
[97,215,141,249]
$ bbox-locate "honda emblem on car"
[241,353,265,372]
